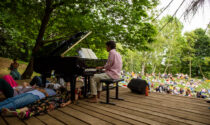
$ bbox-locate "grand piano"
[34,32,107,102]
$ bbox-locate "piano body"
[34,32,107,102]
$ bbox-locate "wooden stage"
[1,88,210,125]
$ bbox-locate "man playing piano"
[88,41,122,103]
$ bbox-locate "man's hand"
[96,66,104,70]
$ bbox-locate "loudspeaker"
[128,78,148,94]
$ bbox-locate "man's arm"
[96,52,114,70]
[96,66,104,70]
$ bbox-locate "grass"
[195,81,210,91]
[0,57,39,78]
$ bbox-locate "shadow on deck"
[1,88,210,125]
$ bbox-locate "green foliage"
[193,29,210,78]
[121,15,210,79]
[194,29,210,59]
[195,81,210,91]
[0,0,42,61]
[0,0,158,62]
[0,1,209,79]
[180,28,210,78]
[155,15,184,74]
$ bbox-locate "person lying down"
[1,87,71,119]
[0,87,56,112]
[1,83,82,119]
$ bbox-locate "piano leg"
[87,76,91,94]
[84,76,88,98]
[70,76,76,103]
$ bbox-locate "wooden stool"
[100,79,124,105]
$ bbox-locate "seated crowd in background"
[121,71,209,99]
[1,69,209,119]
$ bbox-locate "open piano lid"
[36,31,92,57]
[52,31,92,57]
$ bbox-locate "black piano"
[34,32,107,102]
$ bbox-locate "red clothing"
[3,75,18,88]
[104,49,122,79]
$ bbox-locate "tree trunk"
[164,65,168,74]
[141,62,145,76]
[164,61,169,74]
[21,58,34,79]
[189,59,191,78]
[152,64,156,74]
[22,0,54,79]
[164,48,171,74]
[199,64,206,79]
[131,54,134,72]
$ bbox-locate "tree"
[181,28,210,78]
[148,36,165,74]
[182,31,196,78]
[193,28,210,78]
[0,0,158,79]
[184,0,208,20]
[157,15,183,74]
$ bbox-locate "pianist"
[88,41,122,103]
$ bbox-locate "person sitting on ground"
[2,75,18,88]
[160,84,165,93]
[88,41,122,103]
[180,88,184,95]
[0,79,14,98]
[0,77,38,98]
[185,89,191,96]
[2,75,35,97]
[155,86,159,92]
[29,76,50,87]
[30,76,65,89]
[173,87,179,95]
[9,59,21,80]
[137,74,142,79]
[196,91,202,98]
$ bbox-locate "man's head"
[106,40,116,52]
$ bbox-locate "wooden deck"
[1,88,210,125]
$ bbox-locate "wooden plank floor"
[1,88,210,125]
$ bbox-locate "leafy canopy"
[0,0,158,60]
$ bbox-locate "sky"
[157,0,210,33]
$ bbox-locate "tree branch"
[41,36,70,45]
[52,1,65,9]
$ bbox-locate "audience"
[121,72,209,98]
[0,71,209,120]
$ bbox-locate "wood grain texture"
[1,87,209,125]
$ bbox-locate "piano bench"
[100,78,124,105]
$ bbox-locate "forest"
[0,0,209,79]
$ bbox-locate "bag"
[128,78,148,94]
